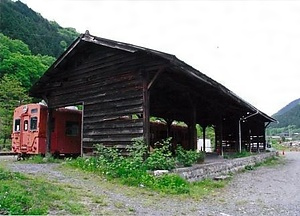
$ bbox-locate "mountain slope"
[0,0,79,58]
[270,98,300,129]
[273,104,300,128]
[273,98,300,117]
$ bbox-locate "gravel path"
[203,152,300,216]
[2,152,300,215]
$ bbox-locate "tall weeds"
[68,138,205,194]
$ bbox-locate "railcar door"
[11,118,21,153]
[20,115,30,153]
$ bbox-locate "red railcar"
[150,121,189,151]
[11,104,82,158]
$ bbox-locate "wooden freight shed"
[29,31,276,155]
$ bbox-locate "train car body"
[11,104,82,157]
[150,121,189,151]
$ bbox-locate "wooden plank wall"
[246,121,266,151]
[46,47,147,152]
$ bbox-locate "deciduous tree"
[0,75,30,143]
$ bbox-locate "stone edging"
[172,152,277,182]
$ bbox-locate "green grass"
[66,140,211,196]
[0,167,86,215]
[21,155,63,164]
[0,139,11,152]
[223,150,254,159]
[272,142,289,151]
[67,157,230,198]
[256,155,284,167]
[245,156,283,171]
[189,178,229,199]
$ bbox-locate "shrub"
[175,145,205,167]
[153,174,190,194]
[125,138,148,171]
[67,138,207,194]
[144,138,176,171]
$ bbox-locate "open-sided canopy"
[30,32,276,151]
[30,31,275,125]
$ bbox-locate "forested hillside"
[273,98,300,117]
[0,0,80,143]
[0,33,56,142]
[0,0,79,57]
[268,98,300,137]
[0,33,55,89]
[275,105,300,128]
[270,98,300,128]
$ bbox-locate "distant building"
[197,139,212,152]
[270,136,281,140]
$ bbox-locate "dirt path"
[203,152,300,216]
[2,152,300,215]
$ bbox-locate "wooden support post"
[214,126,218,153]
[219,119,224,156]
[248,129,252,152]
[263,125,267,151]
[259,123,264,152]
[202,125,207,152]
[46,108,53,155]
[80,102,84,156]
[238,118,242,153]
[188,105,197,150]
[142,70,150,148]
[166,119,173,138]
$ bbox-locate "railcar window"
[14,119,20,132]
[24,120,28,131]
[65,121,79,136]
[30,117,38,131]
[31,108,38,113]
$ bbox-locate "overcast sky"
[20,0,300,116]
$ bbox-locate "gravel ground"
[1,152,300,215]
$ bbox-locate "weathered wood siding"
[46,47,146,151]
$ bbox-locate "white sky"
[20,0,300,116]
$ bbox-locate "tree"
[0,33,55,90]
[0,52,50,89]
[0,1,79,57]
[0,75,31,143]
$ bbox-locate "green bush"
[153,174,190,194]
[144,138,176,171]
[175,145,204,167]
[94,144,125,177]
[0,143,11,152]
[68,138,207,194]
[125,138,148,172]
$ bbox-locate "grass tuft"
[0,167,85,215]
[244,156,283,172]
[223,150,253,159]
[27,155,62,164]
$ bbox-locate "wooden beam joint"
[147,67,164,90]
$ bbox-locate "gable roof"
[30,31,276,123]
